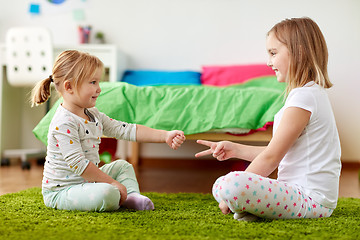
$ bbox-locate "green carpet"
[0,188,359,240]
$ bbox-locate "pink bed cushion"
[201,64,275,86]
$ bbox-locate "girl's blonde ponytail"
[31,76,52,107]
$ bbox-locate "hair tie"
[49,75,53,82]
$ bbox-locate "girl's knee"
[95,183,121,212]
[112,159,136,175]
[101,159,134,173]
[218,171,251,200]
[113,159,133,168]
[72,183,121,212]
[212,175,226,203]
[225,171,249,180]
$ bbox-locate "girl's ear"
[64,80,73,93]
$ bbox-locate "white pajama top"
[42,105,136,191]
[274,81,341,209]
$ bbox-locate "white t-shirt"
[42,105,137,191]
[274,81,341,209]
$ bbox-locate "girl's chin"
[276,76,285,83]
[87,102,96,108]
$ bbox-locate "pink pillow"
[201,64,275,86]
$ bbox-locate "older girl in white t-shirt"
[195,17,341,221]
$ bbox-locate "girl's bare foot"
[219,200,231,215]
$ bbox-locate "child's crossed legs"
[43,160,154,212]
[213,171,333,220]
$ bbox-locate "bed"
[33,64,285,167]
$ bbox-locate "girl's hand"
[195,140,236,161]
[111,181,127,205]
[165,130,185,150]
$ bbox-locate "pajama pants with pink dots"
[212,171,334,219]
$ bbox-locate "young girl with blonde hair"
[196,17,341,220]
[32,50,185,212]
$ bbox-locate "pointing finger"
[196,140,215,147]
[195,149,213,158]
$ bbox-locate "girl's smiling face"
[74,68,103,109]
[266,32,290,83]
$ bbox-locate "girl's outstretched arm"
[195,107,310,177]
[195,140,265,161]
[245,107,311,176]
[135,124,185,150]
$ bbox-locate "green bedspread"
[33,76,285,145]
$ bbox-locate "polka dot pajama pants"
[212,171,333,219]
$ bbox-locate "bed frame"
[128,126,273,168]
